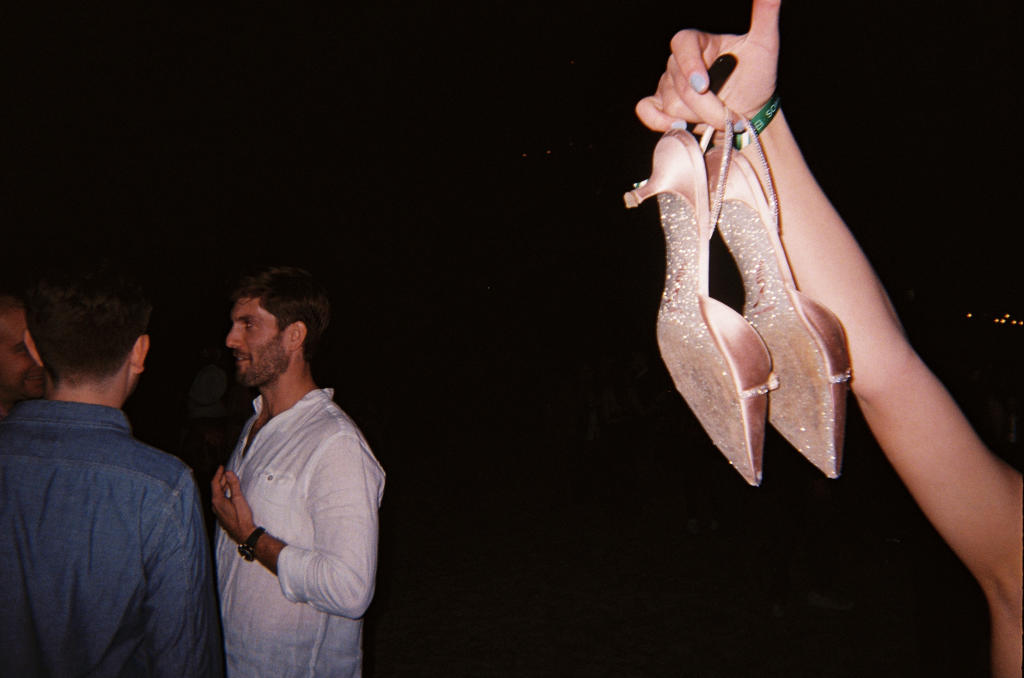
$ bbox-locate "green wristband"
[734,92,781,150]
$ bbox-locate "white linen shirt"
[216,389,385,678]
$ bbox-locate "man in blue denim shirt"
[0,271,223,677]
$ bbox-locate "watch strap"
[238,526,266,562]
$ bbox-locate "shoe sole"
[715,153,850,477]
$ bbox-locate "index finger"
[747,0,781,52]
[668,31,729,127]
[669,28,715,95]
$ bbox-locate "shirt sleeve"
[141,471,225,678]
[277,431,383,619]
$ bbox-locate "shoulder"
[297,390,368,444]
[1,409,193,496]
[107,438,196,491]
[303,393,384,479]
[77,437,194,499]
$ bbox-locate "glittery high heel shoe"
[708,120,851,478]
[625,124,775,486]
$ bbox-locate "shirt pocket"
[251,468,297,508]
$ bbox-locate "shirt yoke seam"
[2,418,129,434]
[1,453,187,494]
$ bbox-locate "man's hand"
[211,466,256,544]
[636,0,780,132]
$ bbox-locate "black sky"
[3,0,1021,452]
[3,6,1020,673]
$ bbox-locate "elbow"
[848,342,924,413]
[308,556,377,619]
[981,489,1024,637]
[325,577,375,619]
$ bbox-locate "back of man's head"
[26,271,152,385]
[231,267,330,360]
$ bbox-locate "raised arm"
[637,2,1022,675]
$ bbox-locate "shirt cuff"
[276,545,312,604]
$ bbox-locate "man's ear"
[23,329,44,368]
[285,322,308,356]
[129,335,150,375]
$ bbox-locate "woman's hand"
[636,0,780,132]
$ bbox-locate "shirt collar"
[4,399,131,432]
[252,388,334,418]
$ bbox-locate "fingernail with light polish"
[689,73,708,92]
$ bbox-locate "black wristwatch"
[238,527,266,562]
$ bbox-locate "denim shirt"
[0,400,223,677]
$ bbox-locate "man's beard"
[235,335,289,388]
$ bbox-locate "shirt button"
[267,475,273,481]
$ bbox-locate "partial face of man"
[0,303,47,410]
[226,298,289,389]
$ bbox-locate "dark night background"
[3,1,1021,676]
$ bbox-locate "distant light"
[546,150,551,154]
[995,319,1000,323]
[523,154,527,157]
[1005,314,1011,318]
[966,313,972,318]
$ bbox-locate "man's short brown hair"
[26,271,151,384]
[231,267,330,360]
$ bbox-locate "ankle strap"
[707,110,735,235]
[734,111,779,233]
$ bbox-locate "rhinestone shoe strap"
[739,373,780,399]
[736,113,779,234]
[707,110,735,238]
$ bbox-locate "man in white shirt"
[211,267,385,678]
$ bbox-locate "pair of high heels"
[624,116,850,485]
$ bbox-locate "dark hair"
[231,267,330,360]
[25,271,152,384]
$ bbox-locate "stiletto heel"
[708,120,851,478]
[625,124,775,486]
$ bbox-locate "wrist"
[237,526,266,562]
[232,522,257,544]
[744,108,789,158]
[734,92,780,150]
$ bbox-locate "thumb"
[225,470,242,496]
